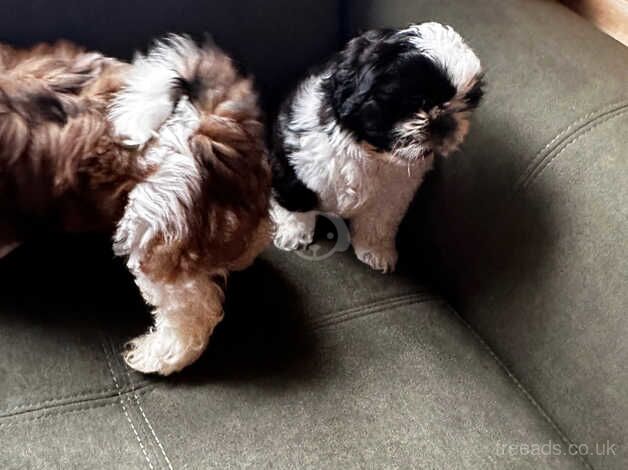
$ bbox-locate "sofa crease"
[444,304,593,470]
[515,100,628,193]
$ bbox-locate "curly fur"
[0,36,271,375]
[270,23,484,273]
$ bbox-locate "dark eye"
[464,79,485,109]
[420,96,438,110]
[430,114,458,139]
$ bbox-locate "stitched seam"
[521,108,628,191]
[444,304,592,470]
[0,382,154,420]
[125,364,174,470]
[0,388,151,428]
[316,291,428,319]
[515,100,628,191]
[102,341,154,470]
[530,101,626,164]
[2,388,119,414]
[310,292,438,330]
[0,401,119,429]
[309,292,427,328]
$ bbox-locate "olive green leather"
[350,1,628,468]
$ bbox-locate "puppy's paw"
[354,244,398,273]
[271,206,316,251]
[124,328,205,376]
[273,224,315,251]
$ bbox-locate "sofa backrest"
[0,0,342,108]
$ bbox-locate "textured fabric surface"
[0,243,583,469]
[350,0,628,468]
[138,297,581,469]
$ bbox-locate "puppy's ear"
[325,29,396,121]
[323,29,413,148]
[334,66,379,121]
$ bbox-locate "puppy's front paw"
[270,202,317,252]
[354,244,398,273]
[124,328,205,376]
[273,224,315,251]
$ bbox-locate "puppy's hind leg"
[124,268,226,375]
[271,200,317,251]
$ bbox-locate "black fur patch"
[173,75,204,103]
[30,93,67,125]
[321,29,455,151]
[269,91,318,212]
[270,145,319,212]
[430,114,458,141]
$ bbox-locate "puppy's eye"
[421,98,435,109]
[362,101,380,118]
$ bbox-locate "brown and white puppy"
[0,36,272,375]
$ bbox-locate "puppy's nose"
[430,114,457,141]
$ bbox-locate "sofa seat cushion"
[1,243,583,468]
[349,1,628,467]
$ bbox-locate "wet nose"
[430,114,457,141]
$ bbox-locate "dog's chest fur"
[285,75,432,217]
[310,146,429,218]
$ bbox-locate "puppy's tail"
[110,34,245,147]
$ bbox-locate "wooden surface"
[561,0,628,46]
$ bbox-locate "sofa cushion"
[1,242,583,468]
[349,0,628,468]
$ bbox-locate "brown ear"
[183,127,270,267]
[192,117,270,213]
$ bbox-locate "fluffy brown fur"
[0,38,271,374]
[0,42,136,243]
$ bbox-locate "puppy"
[0,36,271,375]
[270,23,484,272]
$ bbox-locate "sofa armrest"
[349,0,628,468]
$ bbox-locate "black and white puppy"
[270,22,484,272]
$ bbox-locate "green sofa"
[1,0,626,468]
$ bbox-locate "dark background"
[1,0,347,112]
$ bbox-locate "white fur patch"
[124,270,226,375]
[403,22,482,93]
[108,35,200,147]
[113,97,201,270]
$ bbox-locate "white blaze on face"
[390,23,483,159]
[402,22,482,95]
